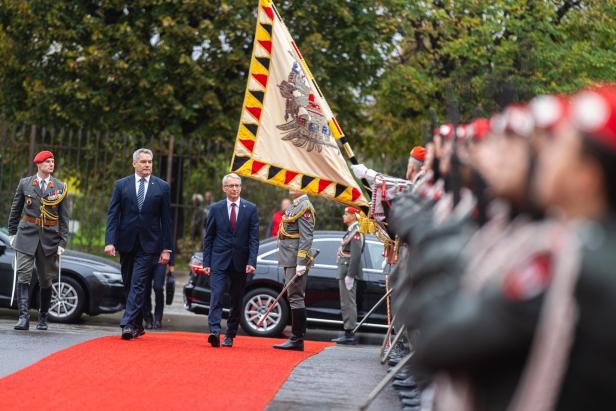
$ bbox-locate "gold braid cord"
[39,183,68,226]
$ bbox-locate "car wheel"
[48,276,86,323]
[240,287,289,337]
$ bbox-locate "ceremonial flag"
[230,0,368,208]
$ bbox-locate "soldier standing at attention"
[332,207,364,345]
[7,151,69,331]
[273,190,316,351]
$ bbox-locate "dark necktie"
[137,178,145,210]
[230,203,237,232]
[40,180,47,193]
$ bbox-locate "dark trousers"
[208,265,247,338]
[144,263,166,322]
[119,242,158,328]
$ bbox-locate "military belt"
[22,214,58,227]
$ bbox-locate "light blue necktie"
[137,177,145,210]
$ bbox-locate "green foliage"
[367,0,616,154]
[0,0,399,147]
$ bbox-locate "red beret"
[345,207,359,215]
[529,94,570,131]
[491,104,534,138]
[467,118,491,141]
[571,84,616,152]
[33,150,54,164]
[409,146,426,162]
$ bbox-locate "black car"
[0,229,125,323]
[184,231,389,337]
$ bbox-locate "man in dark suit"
[104,148,172,340]
[203,173,259,347]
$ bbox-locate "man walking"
[332,207,364,345]
[104,148,172,340]
[202,173,259,347]
[7,150,69,331]
[273,190,316,351]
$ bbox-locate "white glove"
[296,265,307,276]
[345,276,354,291]
[351,164,369,179]
[57,246,65,256]
[8,235,15,247]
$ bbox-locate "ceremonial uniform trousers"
[278,195,316,309]
[336,223,364,331]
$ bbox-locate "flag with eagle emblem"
[230,0,368,208]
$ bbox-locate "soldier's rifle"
[257,249,320,328]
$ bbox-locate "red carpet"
[0,332,332,410]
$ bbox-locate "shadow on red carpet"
[0,332,332,410]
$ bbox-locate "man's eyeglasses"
[224,184,241,188]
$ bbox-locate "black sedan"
[0,229,125,323]
[184,231,389,337]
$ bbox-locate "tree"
[0,0,400,147]
[365,0,616,155]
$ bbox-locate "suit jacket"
[7,175,69,256]
[105,175,172,254]
[202,199,259,272]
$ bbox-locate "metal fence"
[0,120,407,260]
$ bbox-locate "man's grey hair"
[409,157,423,168]
[133,148,153,162]
[222,173,242,187]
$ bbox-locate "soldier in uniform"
[273,190,316,351]
[7,150,69,331]
[332,206,364,345]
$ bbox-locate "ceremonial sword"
[257,249,320,328]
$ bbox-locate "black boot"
[37,287,52,330]
[331,330,358,345]
[14,283,30,331]
[273,308,305,351]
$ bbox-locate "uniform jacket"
[202,198,259,272]
[105,175,172,254]
[336,221,364,280]
[8,175,69,256]
[278,194,315,267]
[414,217,616,411]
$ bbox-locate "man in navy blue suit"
[104,148,172,340]
[203,173,259,347]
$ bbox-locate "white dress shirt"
[135,173,150,199]
[226,197,241,220]
[37,174,50,191]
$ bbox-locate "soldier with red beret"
[7,150,69,331]
[406,146,426,183]
[331,206,364,345]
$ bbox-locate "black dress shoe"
[393,376,417,390]
[398,389,420,399]
[208,333,220,347]
[222,336,233,347]
[394,370,410,381]
[401,397,421,407]
[137,327,146,337]
[122,326,136,340]
[144,320,153,330]
[331,331,358,345]
[153,320,162,329]
[272,337,304,351]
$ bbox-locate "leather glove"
[57,246,65,256]
[345,276,354,291]
[8,235,15,247]
[296,265,307,276]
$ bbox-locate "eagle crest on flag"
[277,61,338,153]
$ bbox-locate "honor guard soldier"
[273,190,316,351]
[332,207,364,345]
[7,151,69,331]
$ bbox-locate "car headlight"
[93,271,124,286]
